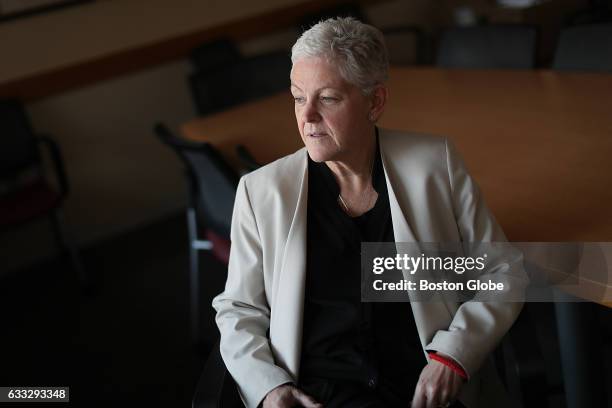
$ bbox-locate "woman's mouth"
[308,132,328,138]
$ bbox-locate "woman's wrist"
[428,351,468,380]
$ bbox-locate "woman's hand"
[411,354,465,408]
[263,384,323,408]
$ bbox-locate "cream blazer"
[213,129,524,408]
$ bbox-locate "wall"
[0,0,313,84]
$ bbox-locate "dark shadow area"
[0,212,227,407]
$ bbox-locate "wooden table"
[182,67,612,242]
[182,67,612,408]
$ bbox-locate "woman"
[213,17,522,408]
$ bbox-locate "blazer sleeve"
[424,138,526,378]
[212,176,294,408]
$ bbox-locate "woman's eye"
[293,96,305,104]
[321,96,338,103]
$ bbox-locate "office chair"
[0,99,86,287]
[189,51,291,116]
[436,25,537,69]
[192,306,549,408]
[192,337,243,408]
[190,38,242,72]
[552,23,612,72]
[565,0,612,26]
[382,25,429,65]
[154,123,247,346]
[235,145,261,173]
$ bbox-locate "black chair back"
[0,100,40,178]
[553,23,612,72]
[189,51,291,115]
[154,124,239,238]
[190,38,242,72]
[436,25,537,69]
[383,25,428,65]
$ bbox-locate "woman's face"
[290,56,375,163]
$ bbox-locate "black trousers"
[299,377,466,408]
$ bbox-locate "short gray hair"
[291,17,389,95]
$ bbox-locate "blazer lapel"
[269,150,309,380]
[379,130,455,351]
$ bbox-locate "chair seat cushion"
[0,180,61,227]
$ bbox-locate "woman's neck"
[325,132,377,193]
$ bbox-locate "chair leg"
[503,305,548,407]
[50,208,89,289]
[554,301,606,408]
[186,207,201,345]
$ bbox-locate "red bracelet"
[428,352,468,380]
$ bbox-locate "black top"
[299,132,426,392]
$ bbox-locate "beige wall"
[27,60,195,240]
[0,0,312,84]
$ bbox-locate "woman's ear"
[369,85,388,122]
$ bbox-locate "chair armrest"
[36,134,69,197]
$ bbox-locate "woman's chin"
[306,148,334,163]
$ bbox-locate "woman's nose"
[302,100,321,123]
